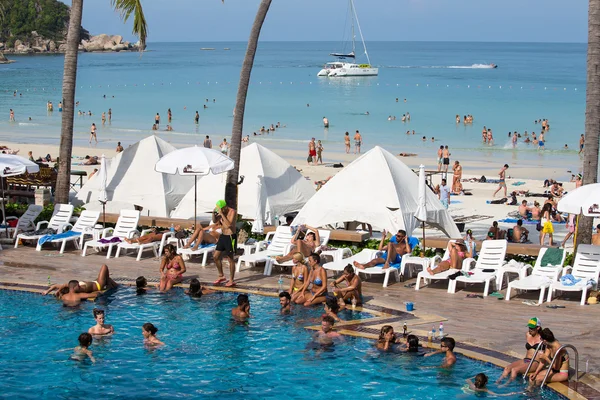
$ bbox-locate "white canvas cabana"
[171,143,315,224]
[292,146,461,238]
[74,136,194,217]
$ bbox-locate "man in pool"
[316,315,342,342]
[88,308,114,336]
[42,264,118,306]
[424,337,456,368]
[330,264,362,306]
[232,294,250,320]
[212,199,238,287]
[279,291,292,314]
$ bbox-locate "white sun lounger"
[177,239,217,266]
[547,244,600,305]
[264,229,332,275]
[1,204,43,240]
[415,240,472,291]
[15,204,74,248]
[323,248,377,273]
[236,226,293,273]
[115,230,175,261]
[358,237,422,287]
[506,265,563,305]
[82,210,140,258]
[36,210,100,253]
[447,240,507,297]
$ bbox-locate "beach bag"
[307,155,313,163]
[479,175,487,183]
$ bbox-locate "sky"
[72,0,588,43]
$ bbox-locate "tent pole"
[194,176,197,229]
[1,177,7,238]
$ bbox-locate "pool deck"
[1,243,600,399]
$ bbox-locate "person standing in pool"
[302,253,328,307]
[424,337,456,368]
[232,294,251,320]
[88,308,114,336]
[317,315,341,341]
[212,200,237,287]
[279,291,292,314]
[159,244,186,292]
[376,325,398,351]
[142,323,164,346]
[330,264,362,306]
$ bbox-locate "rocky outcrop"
[2,32,141,54]
[0,52,14,64]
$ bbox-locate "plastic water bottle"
[403,322,408,337]
[431,326,436,341]
[277,275,284,292]
[427,328,433,343]
[47,275,51,285]
[351,297,357,309]
[439,322,444,339]
[170,223,175,233]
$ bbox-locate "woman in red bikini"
[159,244,186,292]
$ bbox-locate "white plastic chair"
[36,210,100,253]
[1,204,43,240]
[15,204,74,248]
[447,240,507,297]
[415,240,473,291]
[323,248,377,273]
[547,244,600,305]
[264,229,331,275]
[115,230,175,261]
[236,226,293,273]
[81,210,140,258]
[506,265,563,305]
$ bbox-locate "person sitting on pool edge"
[42,264,118,306]
[302,253,328,307]
[88,308,114,336]
[159,244,186,292]
[232,294,251,320]
[424,337,456,368]
[353,229,412,270]
[279,291,292,314]
[331,264,363,307]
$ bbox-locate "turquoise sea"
[0,41,586,172]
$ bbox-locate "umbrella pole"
[103,203,106,228]
[421,221,425,257]
[194,176,197,229]
[1,177,7,238]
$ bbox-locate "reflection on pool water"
[0,288,562,399]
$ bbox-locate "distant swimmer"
[101,112,106,125]
[108,108,112,122]
[58,102,63,112]
[323,116,329,128]
[195,111,199,124]
[9,109,15,122]
[155,112,160,125]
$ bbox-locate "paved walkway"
[1,242,599,398]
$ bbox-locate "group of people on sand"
[307,137,324,165]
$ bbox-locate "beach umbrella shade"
[97,154,108,227]
[0,155,40,237]
[414,164,427,255]
[251,176,267,234]
[155,146,234,226]
[557,183,600,216]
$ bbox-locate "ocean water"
[0,41,586,169]
[0,288,562,399]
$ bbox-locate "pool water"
[0,289,563,399]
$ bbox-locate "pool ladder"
[523,343,579,388]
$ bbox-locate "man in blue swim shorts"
[354,230,412,270]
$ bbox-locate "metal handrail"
[523,343,545,382]
[541,344,579,388]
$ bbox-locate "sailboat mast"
[350,0,371,65]
[350,0,356,55]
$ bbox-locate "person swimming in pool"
[184,278,215,298]
[289,252,310,305]
[142,323,164,346]
[88,308,114,336]
[279,291,292,314]
[302,253,328,307]
[72,333,95,363]
[323,296,341,322]
[376,325,398,351]
[424,337,456,368]
[159,244,186,292]
[232,294,251,320]
[42,264,118,306]
[315,315,342,344]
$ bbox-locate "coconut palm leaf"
[111,0,148,50]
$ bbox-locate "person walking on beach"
[344,132,351,153]
[9,109,15,122]
[442,145,450,175]
[195,111,200,124]
[493,164,509,198]
[308,138,317,165]
[89,123,97,144]
[354,130,362,154]
[204,135,212,149]
[212,200,238,287]
[316,140,324,164]
[323,116,329,128]
[155,113,160,126]
[220,138,229,155]
[439,178,450,208]
[579,134,585,154]
[436,145,444,172]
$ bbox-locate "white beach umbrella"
[414,164,427,253]
[97,154,108,226]
[557,183,600,216]
[251,176,267,233]
[155,146,234,226]
[0,154,40,237]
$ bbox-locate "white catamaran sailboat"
[317,0,378,77]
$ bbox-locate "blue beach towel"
[560,274,581,286]
[38,230,80,246]
[511,181,526,186]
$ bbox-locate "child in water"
[72,332,95,363]
[465,373,516,396]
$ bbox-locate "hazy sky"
[74,0,587,43]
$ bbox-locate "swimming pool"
[0,288,563,399]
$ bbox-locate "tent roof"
[171,143,315,220]
[74,136,194,217]
[292,146,460,238]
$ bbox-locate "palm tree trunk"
[54,0,84,204]
[579,0,600,245]
[224,0,272,208]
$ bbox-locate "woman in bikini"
[183,218,222,250]
[426,239,471,275]
[302,253,328,307]
[344,132,351,153]
[496,317,543,385]
[529,328,569,386]
[124,225,182,245]
[159,244,186,292]
[42,264,118,298]
[275,224,320,264]
[289,252,310,305]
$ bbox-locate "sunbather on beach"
[550,182,564,198]
[511,220,529,243]
[427,239,470,275]
[42,264,118,306]
[275,224,320,264]
[518,200,532,219]
[159,244,186,292]
[487,221,506,240]
[124,225,183,245]
[182,219,222,250]
[354,230,411,270]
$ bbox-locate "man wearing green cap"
[213,200,237,287]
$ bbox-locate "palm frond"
[111,0,148,51]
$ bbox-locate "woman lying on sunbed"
[275,224,320,264]
[124,225,183,245]
[182,217,222,251]
[426,240,471,275]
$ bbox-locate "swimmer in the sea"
[88,308,114,336]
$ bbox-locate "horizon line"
[142,39,586,45]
